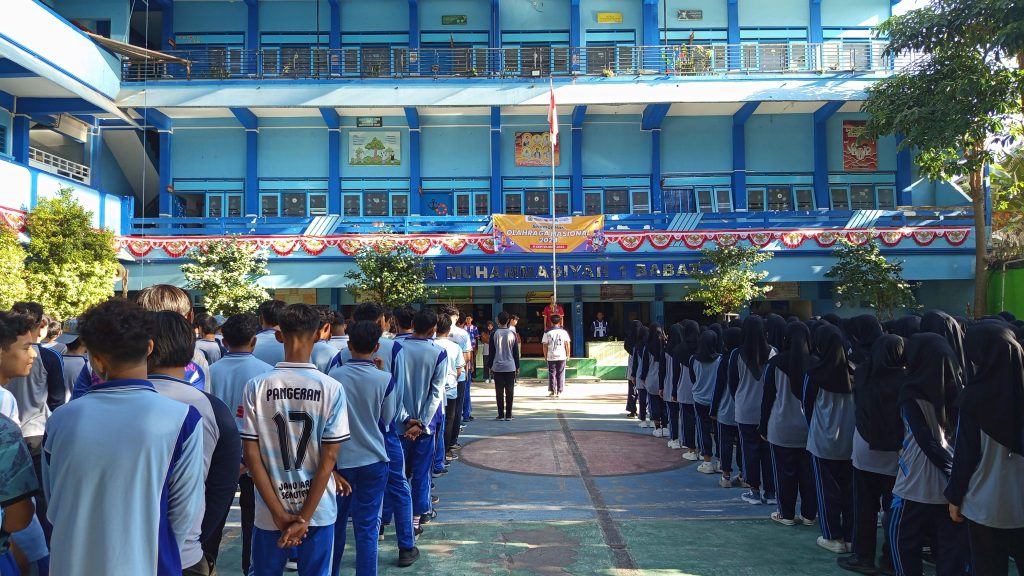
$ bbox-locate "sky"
[893,0,929,15]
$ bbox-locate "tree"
[863,1,1024,317]
[0,225,27,310]
[990,146,1024,265]
[182,238,271,315]
[365,137,385,160]
[24,188,118,319]
[824,239,918,320]
[345,237,435,309]
[684,244,773,318]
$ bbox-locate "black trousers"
[813,456,854,543]
[717,423,740,475]
[738,423,775,493]
[968,521,1024,576]
[769,444,817,521]
[637,389,648,421]
[626,379,637,414]
[852,467,895,566]
[445,379,467,450]
[665,400,679,440]
[239,474,255,575]
[648,393,665,427]
[493,371,515,418]
[680,403,696,449]
[889,498,969,576]
[694,403,714,457]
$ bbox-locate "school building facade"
[0,0,979,355]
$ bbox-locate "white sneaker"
[771,512,796,526]
[713,459,722,472]
[696,461,717,474]
[285,560,298,572]
[638,419,648,428]
[652,427,663,437]
[816,537,848,554]
[682,451,700,461]
[795,515,817,527]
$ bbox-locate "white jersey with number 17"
[241,362,350,531]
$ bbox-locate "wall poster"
[349,131,401,166]
[514,131,560,167]
[842,120,877,171]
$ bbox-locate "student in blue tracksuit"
[640,324,667,436]
[330,321,396,576]
[804,324,856,553]
[624,321,642,417]
[663,325,684,449]
[432,315,463,478]
[761,321,817,527]
[889,333,968,576]
[311,305,342,374]
[733,315,776,505]
[676,320,701,460]
[711,327,744,488]
[947,322,1024,576]
[690,329,721,474]
[252,299,287,367]
[44,300,205,576]
[631,325,650,427]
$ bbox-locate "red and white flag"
[547,81,558,141]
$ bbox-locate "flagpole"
[549,79,557,306]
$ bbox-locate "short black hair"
[497,311,510,325]
[352,302,385,323]
[221,313,261,348]
[413,308,438,334]
[258,300,287,326]
[194,313,219,336]
[11,302,44,326]
[436,314,453,335]
[330,310,347,328]
[0,311,35,352]
[312,304,333,326]
[348,320,382,354]
[79,299,155,364]
[278,304,321,337]
[550,314,562,326]
[150,311,196,369]
[393,306,416,330]
[439,304,459,318]
[46,319,61,336]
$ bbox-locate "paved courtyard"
[215,378,914,575]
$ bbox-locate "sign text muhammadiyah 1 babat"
[429,261,698,283]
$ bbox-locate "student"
[840,334,903,575]
[441,306,472,453]
[890,333,968,576]
[40,318,65,354]
[733,315,776,505]
[436,316,465,464]
[242,303,352,576]
[592,311,609,341]
[804,323,856,553]
[311,305,341,374]
[542,314,571,398]
[208,313,273,575]
[395,308,446,533]
[58,321,87,403]
[947,323,1024,576]
[135,285,210,390]
[328,303,403,375]
[760,322,817,526]
[675,320,701,459]
[711,326,744,488]
[252,299,287,367]
[624,320,642,418]
[481,320,494,385]
[632,325,651,428]
[640,324,667,436]
[463,314,479,375]
[664,324,685,449]
[392,306,416,341]
[326,310,349,351]
[329,321,396,576]
[488,312,520,421]
[147,311,241,575]
[44,299,205,576]
[194,313,225,366]
[690,329,722,474]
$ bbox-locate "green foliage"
[0,226,27,310]
[182,239,271,315]
[684,245,773,317]
[24,188,118,319]
[345,238,435,309]
[825,240,918,320]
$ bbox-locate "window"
[631,190,650,214]
[584,191,602,215]
[844,42,871,70]
[663,188,689,214]
[850,185,874,209]
[604,188,629,214]
[555,192,570,216]
[767,186,793,211]
[455,193,471,216]
[343,194,361,217]
[261,194,279,217]
[876,187,896,209]
[364,192,389,216]
[202,193,243,218]
[715,188,733,212]
[454,192,490,216]
[392,194,409,216]
[474,193,489,216]
[504,193,522,215]
[0,125,6,155]
[207,195,223,218]
[747,188,766,211]
[788,43,809,70]
[830,186,850,209]
[695,188,714,213]
[759,44,788,71]
[281,192,306,217]
[794,187,814,210]
[742,44,759,70]
[309,193,327,216]
[524,190,549,215]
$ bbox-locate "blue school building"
[0,0,979,355]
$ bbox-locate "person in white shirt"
[542,314,571,398]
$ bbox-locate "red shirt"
[542,304,564,331]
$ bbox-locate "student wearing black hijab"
[946,323,1024,576]
[888,315,921,339]
[731,315,777,505]
[920,310,968,380]
[840,335,904,576]
[804,323,857,554]
[676,320,702,460]
[845,314,884,367]
[625,320,642,417]
[765,314,787,351]
[760,321,817,527]
[712,326,745,488]
[639,324,668,436]
[690,329,722,474]
[630,325,650,427]
[890,333,967,576]
[663,324,685,450]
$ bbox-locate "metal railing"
[123,41,906,82]
[28,147,90,184]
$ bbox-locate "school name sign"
[492,214,606,254]
[429,259,697,283]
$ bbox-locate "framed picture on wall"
[514,131,560,167]
[349,131,401,166]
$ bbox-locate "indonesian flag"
[547,82,558,141]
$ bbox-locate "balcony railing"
[123,42,905,82]
[28,147,90,184]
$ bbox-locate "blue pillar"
[570,106,586,213]
[653,283,665,325]
[89,127,104,193]
[158,131,173,216]
[641,0,659,46]
[651,129,663,213]
[570,0,581,47]
[809,0,823,43]
[489,0,500,48]
[731,101,760,210]
[320,108,341,214]
[408,0,420,50]
[245,0,259,74]
[572,284,584,358]
[895,134,913,206]
[232,108,260,216]
[727,0,740,69]
[328,0,341,50]
[161,5,174,50]
[98,191,107,229]
[490,107,502,213]
[405,107,421,215]
[813,101,843,209]
[12,115,29,164]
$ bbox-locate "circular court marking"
[459,430,689,477]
